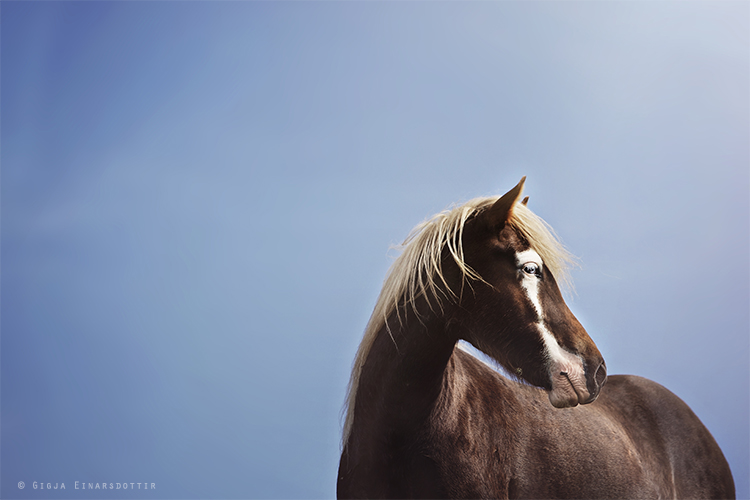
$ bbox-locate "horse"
[337,178,735,499]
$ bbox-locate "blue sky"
[2,2,748,498]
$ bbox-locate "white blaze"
[516,249,561,357]
[515,249,589,405]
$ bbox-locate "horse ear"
[485,177,526,228]
[521,196,529,206]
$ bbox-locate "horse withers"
[338,178,735,499]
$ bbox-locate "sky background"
[2,2,748,499]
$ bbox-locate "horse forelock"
[342,196,577,447]
[509,203,578,291]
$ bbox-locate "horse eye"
[522,263,540,276]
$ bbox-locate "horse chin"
[548,384,581,408]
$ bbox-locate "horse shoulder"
[423,349,527,499]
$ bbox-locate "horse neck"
[348,300,458,452]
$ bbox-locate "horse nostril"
[594,362,607,389]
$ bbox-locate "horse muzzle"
[547,356,606,408]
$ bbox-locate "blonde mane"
[342,197,577,446]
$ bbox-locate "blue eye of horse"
[522,263,540,276]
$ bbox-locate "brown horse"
[337,178,735,499]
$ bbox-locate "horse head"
[451,178,606,408]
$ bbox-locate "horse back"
[425,351,735,499]
[595,374,735,500]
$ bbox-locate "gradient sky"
[2,2,748,499]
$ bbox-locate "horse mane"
[342,197,577,446]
